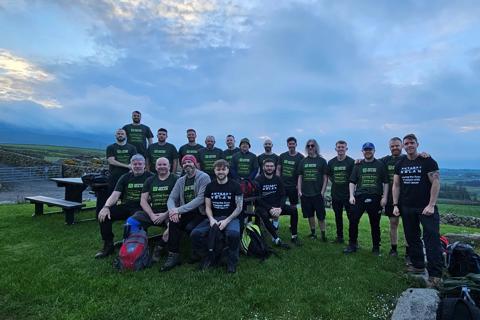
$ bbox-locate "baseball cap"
[362,142,375,150]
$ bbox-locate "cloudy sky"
[1,0,479,168]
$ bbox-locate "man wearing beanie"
[161,154,211,271]
[231,138,258,181]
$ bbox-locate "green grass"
[0,144,104,161]
[438,203,480,218]
[0,204,477,320]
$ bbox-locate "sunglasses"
[307,144,315,148]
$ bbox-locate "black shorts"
[301,195,326,220]
[285,186,299,205]
[384,205,400,218]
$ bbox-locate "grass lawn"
[438,203,480,218]
[0,204,477,320]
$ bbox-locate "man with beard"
[191,159,243,273]
[277,137,304,210]
[255,159,301,247]
[257,139,279,175]
[105,129,137,195]
[392,134,441,288]
[146,128,178,173]
[161,155,211,271]
[127,157,178,262]
[122,110,153,157]
[95,154,153,259]
[344,142,388,255]
[198,135,224,179]
[231,138,258,181]
[327,140,355,243]
[178,129,204,168]
[223,134,240,165]
[297,139,329,241]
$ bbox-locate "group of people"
[95,111,442,283]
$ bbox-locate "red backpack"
[113,230,151,271]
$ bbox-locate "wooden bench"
[25,196,86,225]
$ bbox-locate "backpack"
[241,223,273,260]
[438,297,480,320]
[206,224,227,265]
[239,179,257,199]
[81,169,110,186]
[113,229,151,271]
[447,242,480,277]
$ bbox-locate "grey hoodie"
[167,169,211,215]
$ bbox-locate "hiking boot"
[199,256,214,271]
[332,237,344,244]
[308,233,317,240]
[406,265,426,274]
[160,252,181,272]
[405,254,412,266]
[372,246,380,256]
[188,252,202,264]
[94,241,114,259]
[389,248,398,257]
[343,245,358,254]
[227,263,236,274]
[291,237,303,246]
[427,277,442,289]
[321,234,328,242]
[151,244,165,263]
[275,240,291,250]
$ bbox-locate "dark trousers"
[348,195,381,247]
[167,211,204,253]
[285,187,299,205]
[255,205,298,239]
[401,206,442,277]
[331,198,351,239]
[99,204,139,242]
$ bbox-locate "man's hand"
[218,218,230,231]
[98,207,111,222]
[380,196,387,208]
[349,196,356,205]
[422,204,435,216]
[209,218,218,227]
[153,212,168,225]
[419,152,430,158]
[298,190,302,198]
[392,206,400,217]
[169,208,180,223]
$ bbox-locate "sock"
[391,244,398,251]
[310,228,316,235]
[272,220,280,229]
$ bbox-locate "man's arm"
[205,197,217,227]
[423,170,440,215]
[321,174,328,196]
[98,191,121,222]
[107,156,131,169]
[276,164,282,177]
[172,158,179,174]
[381,183,388,207]
[392,174,401,216]
[349,182,356,205]
[297,175,303,197]
[219,195,243,231]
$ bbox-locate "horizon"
[1,1,480,169]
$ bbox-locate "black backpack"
[206,224,227,265]
[438,297,480,320]
[240,223,273,260]
[447,242,480,277]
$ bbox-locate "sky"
[0,0,480,168]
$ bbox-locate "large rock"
[441,213,480,229]
[391,288,440,320]
[444,233,480,248]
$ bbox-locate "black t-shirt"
[350,159,388,196]
[146,142,178,172]
[205,179,242,217]
[184,176,196,204]
[257,153,279,175]
[231,151,258,179]
[142,174,178,212]
[278,152,304,188]
[255,174,286,209]
[106,143,137,180]
[178,143,204,162]
[298,156,328,197]
[327,156,355,201]
[394,156,439,208]
[381,154,406,204]
[223,148,240,164]
[122,124,153,157]
[198,147,224,177]
[115,171,154,207]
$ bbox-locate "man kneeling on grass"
[126,157,178,263]
[191,159,243,273]
[161,155,211,271]
[96,154,153,258]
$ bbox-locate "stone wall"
[62,164,108,177]
[440,213,480,228]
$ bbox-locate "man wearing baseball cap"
[344,142,388,255]
[161,154,211,271]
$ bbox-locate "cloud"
[0,49,60,108]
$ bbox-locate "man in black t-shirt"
[257,139,279,175]
[178,128,204,168]
[231,138,258,181]
[277,137,304,212]
[198,135,224,179]
[95,154,153,259]
[122,110,153,157]
[344,142,388,255]
[223,134,240,165]
[327,140,354,243]
[105,129,137,195]
[255,159,300,247]
[127,157,178,262]
[146,128,179,173]
[191,159,243,273]
[392,134,442,287]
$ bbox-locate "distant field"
[438,203,480,218]
[0,143,104,161]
